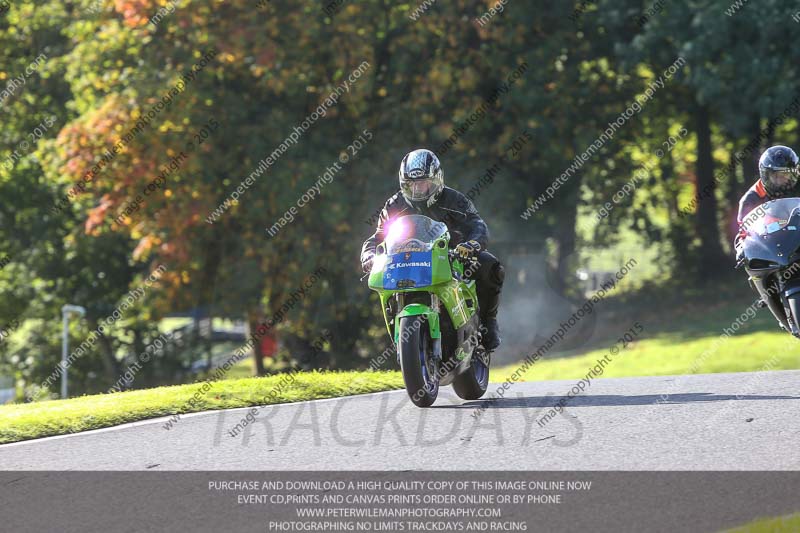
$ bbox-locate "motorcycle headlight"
[372,254,389,271]
[385,219,407,245]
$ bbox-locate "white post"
[60,305,86,399]
[61,312,68,399]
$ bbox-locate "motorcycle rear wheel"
[452,346,489,400]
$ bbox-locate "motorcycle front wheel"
[398,315,439,407]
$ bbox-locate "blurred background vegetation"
[2,0,800,401]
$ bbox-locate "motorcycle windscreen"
[383,251,433,289]
[384,215,447,255]
[741,198,800,236]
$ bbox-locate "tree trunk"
[659,149,679,217]
[660,152,693,273]
[95,327,121,384]
[721,141,748,247]
[766,119,776,148]
[553,184,579,293]
[693,104,728,273]
[745,115,762,187]
[727,139,742,209]
[248,309,265,376]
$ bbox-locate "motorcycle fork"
[393,293,442,364]
[752,274,791,332]
[780,276,800,337]
[430,294,442,362]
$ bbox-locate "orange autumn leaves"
[113,0,154,27]
[50,92,194,270]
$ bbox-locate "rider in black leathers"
[734,146,800,328]
[735,145,800,261]
[361,149,505,350]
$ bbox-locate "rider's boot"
[482,317,501,351]
[475,254,504,351]
[479,287,502,351]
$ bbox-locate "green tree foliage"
[1,0,797,393]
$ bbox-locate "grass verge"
[0,370,403,445]
[495,329,800,383]
[5,293,800,445]
[724,512,800,532]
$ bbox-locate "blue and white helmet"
[399,149,444,205]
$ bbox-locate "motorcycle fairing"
[383,251,433,290]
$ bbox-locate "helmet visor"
[401,178,436,201]
[764,168,798,193]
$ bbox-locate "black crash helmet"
[759,145,800,195]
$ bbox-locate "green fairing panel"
[394,303,441,342]
[435,280,477,329]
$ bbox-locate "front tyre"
[398,316,439,407]
[452,346,489,400]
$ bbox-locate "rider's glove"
[455,240,481,259]
[361,256,374,274]
[735,247,745,268]
[734,231,746,266]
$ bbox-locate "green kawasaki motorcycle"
[368,214,490,407]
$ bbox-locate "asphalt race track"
[2,370,799,470]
